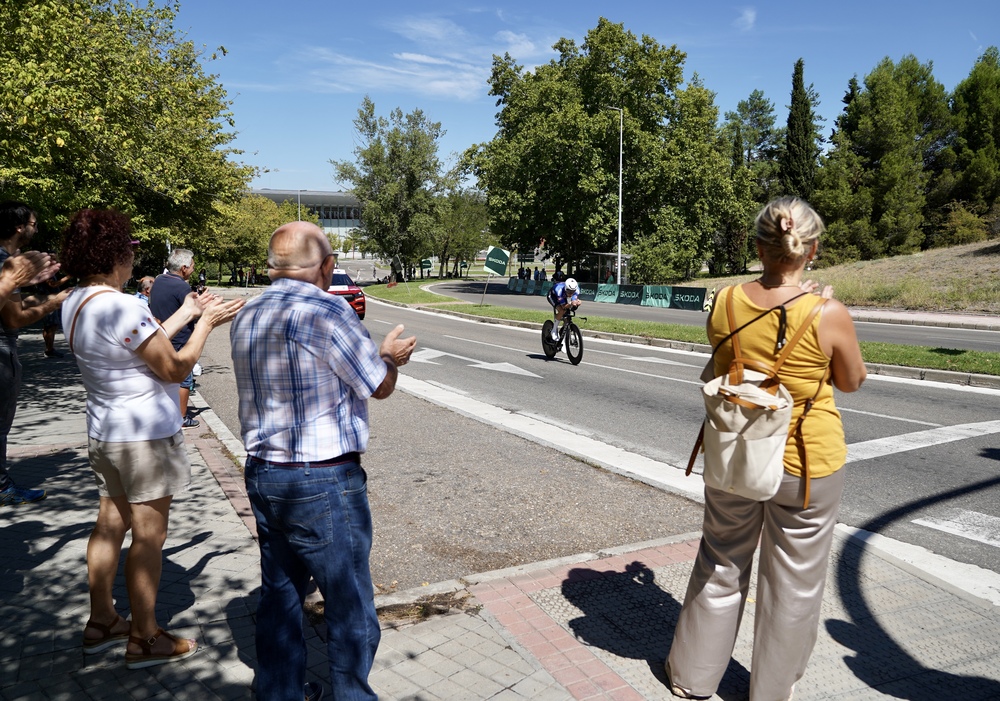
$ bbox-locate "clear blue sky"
[175,1,998,192]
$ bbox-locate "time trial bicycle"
[541,306,584,365]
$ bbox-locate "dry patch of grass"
[693,240,1000,313]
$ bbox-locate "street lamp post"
[297,190,302,221]
[604,106,623,284]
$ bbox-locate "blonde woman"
[667,197,866,700]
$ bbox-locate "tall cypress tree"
[781,58,818,198]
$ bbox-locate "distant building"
[252,189,360,240]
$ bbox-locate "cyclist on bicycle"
[547,277,581,341]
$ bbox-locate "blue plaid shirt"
[230,277,387,462]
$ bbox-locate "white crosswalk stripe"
[913,509,1000,549]
[846,419,1000,463]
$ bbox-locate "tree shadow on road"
[831,477,1000,700]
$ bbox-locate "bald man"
[230,222,414,701]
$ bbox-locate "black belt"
[248,452,360,468]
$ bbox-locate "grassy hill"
[692,239,1000,314]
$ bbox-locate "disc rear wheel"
[541,320,559,358]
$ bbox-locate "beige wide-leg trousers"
[667,467,846,701]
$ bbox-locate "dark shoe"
[182,417,200,429]
[304,682,325,701]
[0,484,46,506]
[82,614,130,654]
[125,628,198,669]
[44,349,64,358]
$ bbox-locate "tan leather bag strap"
[687,295,830,494]
[68,289,115,354]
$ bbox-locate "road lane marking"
[838,407,943,427]
[409,347,541,378]
[913,509,1000,549]
[396,374,705,500]
[847,419,1000,463]
[865,373,1000,397]
[441,334,702,385]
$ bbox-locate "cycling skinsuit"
[547,281,578,309]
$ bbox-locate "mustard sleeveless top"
[707,285,846,478]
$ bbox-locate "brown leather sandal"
[124,628,198,669]
[82,614,130,654]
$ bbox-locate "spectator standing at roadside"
[0,201,71,505]
[665,197,866,700]
[231,221,415,701]
[149,249,200,428]
[134,276,155,305]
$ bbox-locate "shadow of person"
[561,560,750,701]
[831,478,1000,700]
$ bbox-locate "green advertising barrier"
[642,285,672,308]
[595,283,619,304]
[617,284,644,305]
[670,287,706,311]
[504,279,707,311]
[577,283,598,301]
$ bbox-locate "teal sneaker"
[0,484,47,505]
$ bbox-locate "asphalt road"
[363,299,1000,576]
[429,279,1000,353]
[198,293,1000,579]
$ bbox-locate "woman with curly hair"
[60,209,244,669]
[666,197,866,700]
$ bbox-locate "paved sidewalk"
[3,334,1000,700]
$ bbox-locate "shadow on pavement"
[561,561,750,701]
[832,477,1000,700]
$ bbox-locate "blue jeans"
[246,457,380,701]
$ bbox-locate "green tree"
[723,89,781,205]
[951,47,1000,213]
[332,97,444,268]
[813,56,949,261]
[781,59,822,198]
[0,0,253,238]
[629,77,748,281]
[467,19,686,274]
[432,187,489,277]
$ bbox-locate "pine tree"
[781,58,819,198]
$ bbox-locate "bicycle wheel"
[541,320,559,358]
[565,323,583,365]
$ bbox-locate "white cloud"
[495,30,537,58]
[733,8,757,32]
[970,30,978,42]
[257,12,559,102]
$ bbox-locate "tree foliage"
[813,55,950,262]
[432,187,490,277]
[723,89,781,205]
[0,0,253,239]
[332,96,444,266]
[468,18,754,282]
[780,59,822,198]
[951,47,1000,213]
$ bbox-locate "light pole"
[604,106,623,284]
[297,190,302,221]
